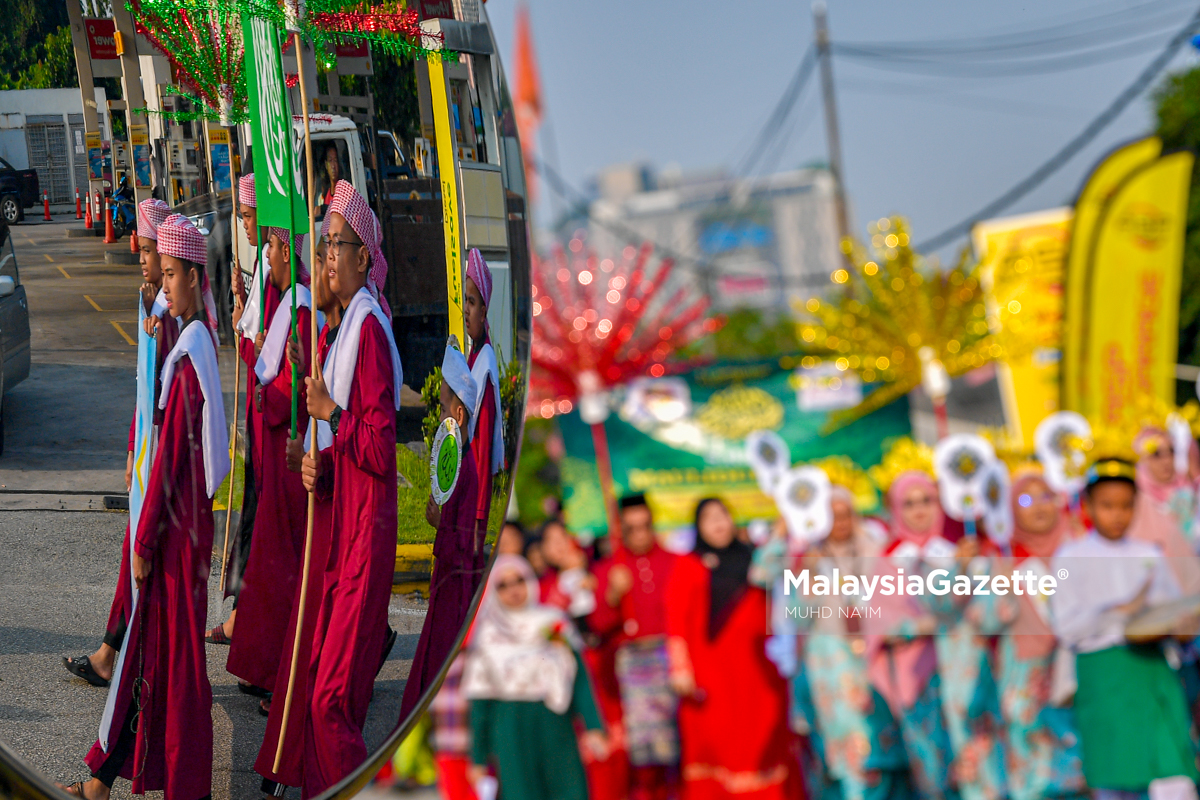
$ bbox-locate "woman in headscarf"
[992,467,1087,800]
[666,498,802,800]
[1130,426,1200,594]
[863,454,957,800]
[464,248,504,537]
[463,554,607,800]
[754,484,913,800]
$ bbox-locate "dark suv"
[0,157,40,225]
[0,218,31,455]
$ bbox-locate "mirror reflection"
[0,3,528,799]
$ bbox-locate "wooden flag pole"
[275,31,320,773]
[220,127,243,592]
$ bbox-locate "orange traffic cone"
[130,231,138,254]
[75,187,82,220]
[42,191,51,221]
[103,195,117,243]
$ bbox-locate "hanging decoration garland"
[794,216,1031,429]
[130,0,450,123]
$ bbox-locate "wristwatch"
[329,405,343,436]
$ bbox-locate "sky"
[484,0,1200,259]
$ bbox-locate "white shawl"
[254,285,324,385]
[304,287,402,451]
[469,341,504,474]
[234,251,265,336]
[159,319,230,497]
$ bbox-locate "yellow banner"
[974,208,1073,449]
[1062,136,1161,412]
[129,124,148,147]
[206,125,230,146]
[427,56,465,346]
[1084,151,1193,426]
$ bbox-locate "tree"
[10,26,78,89]
[0,0,70,89]
[1154,65,1200,368]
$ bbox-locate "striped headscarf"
[158,214,219,348]
[136,198,172,241]
[328,180,390,319]
[237,173,256,208]
[266,227,309,284]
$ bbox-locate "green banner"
[243,13,306,231]
[559,360,912,537]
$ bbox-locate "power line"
[914,6,1200,254]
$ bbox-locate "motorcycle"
[110,178,136,239]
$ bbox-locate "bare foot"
[86,644,116,683]
[55,778,110,800]
[224,609,237,637]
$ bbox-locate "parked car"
[173,190,234,345]
[0,218,31,455]
[0,157,40,225]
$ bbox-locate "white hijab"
[462,554,580,714]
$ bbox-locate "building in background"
[585,162,842,310]
[0,88,112,205]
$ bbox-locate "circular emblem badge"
[430,417,463,506]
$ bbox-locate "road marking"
[57,265,71,279]
[110,321,136,346]
[44,253,53,262]
[84,295,102,311]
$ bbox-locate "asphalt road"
[0,217,425,799]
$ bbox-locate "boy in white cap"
[400,340,482,718]
[62,197,177,688]
[63,213,229,800]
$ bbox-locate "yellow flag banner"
[1062,136,1161,412]
[973,208,1073,449]
[427,55,465,346]
[1083,151,1194,426]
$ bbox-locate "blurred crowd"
[394,422,1200,800]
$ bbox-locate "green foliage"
[371,55,420,147]
[397,443,435,544]
[422,367,442,453]
[0,0,69,89]
[681,307,802,362]
[3,24,78,90]
[1154,65,1200,374]
[513,416,562,530]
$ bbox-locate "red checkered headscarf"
[466,248,492,309]
[137,198,171,241]
[159,214,219,347]
[238,173,256,208]
[327,180,390,319]
[267,227,309,284]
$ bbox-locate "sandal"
[258,698,271,717]
[238,681,270,699]
[57,781,85,798]
[204,624,232,646]
[62,656,110,688]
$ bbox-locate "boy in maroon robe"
[61,214,228,800]
[226,228,317,710]
[281,181,403,797]
[210,172,270,645]
[63,198,177,688]
[464,248,503,535]
[399,341,482,719]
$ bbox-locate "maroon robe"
[226,304,313,690]
[105,314,180,647]
[398,443,481,719]
[466,339,497,527]
[226,281,282,597]
[85,357,213,800]
[297,315,397,797]
[255,325,336,789]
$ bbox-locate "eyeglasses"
[320,233,364,258]
[1017,492,1056,507]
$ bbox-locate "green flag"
[243,13,307,231]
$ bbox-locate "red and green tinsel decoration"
[130,0,451,124]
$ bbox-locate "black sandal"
[62,656,110,688]
[258,698,271,717]
[238,681,270,699]
[204,624,232,646]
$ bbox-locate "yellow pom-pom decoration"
[813,455,878,513]
[868,437,935,494]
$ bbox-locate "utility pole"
[112,0,150,203]
[66,0,103,209]
[813,1,850,247]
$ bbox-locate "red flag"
[513,2,542,205]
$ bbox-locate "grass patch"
[398,443,436,545]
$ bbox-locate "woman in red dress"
[666,498,803,800]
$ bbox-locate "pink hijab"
[1007,472,1074,659]
[1130,426,1200,594]
[863,470,941,714]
